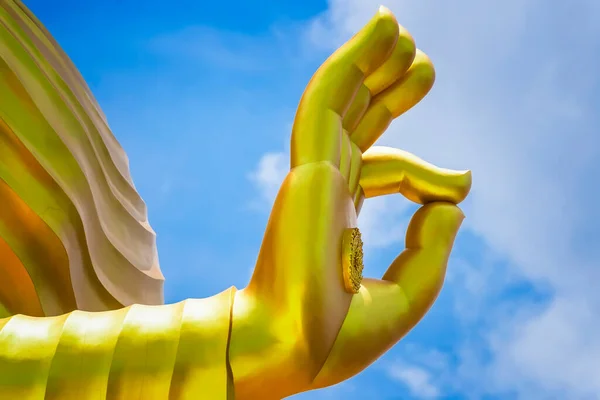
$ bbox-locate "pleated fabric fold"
[0,0,164,316]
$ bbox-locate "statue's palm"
[229,7,471,399]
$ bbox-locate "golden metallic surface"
[290,6,399,168]
[361,146,472,204]
[363,24,416,96]
[0,2,473,399]
[342,228,364,294]
[351,49,436,152]
[0,287,235,400]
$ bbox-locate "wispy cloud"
[388,364,441,399]
[248,151,288,205]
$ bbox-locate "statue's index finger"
[360,146,472,205]
[291,7,399,168]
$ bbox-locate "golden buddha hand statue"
[229,7,471,398]
[0,1,471,399]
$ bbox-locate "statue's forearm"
[0,287,235,400]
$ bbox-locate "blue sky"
[24,0,600,399]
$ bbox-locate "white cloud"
[489,295,600,398]
[388,363,441,399]
[248,151,288,205]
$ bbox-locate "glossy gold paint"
[0,288,235,400]
[0,2,472,399]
